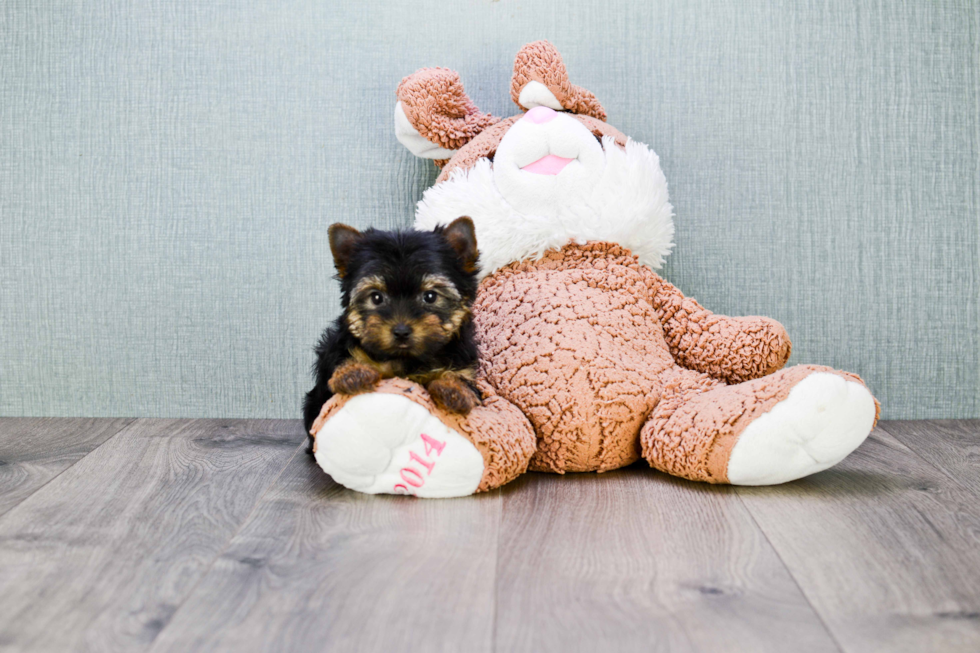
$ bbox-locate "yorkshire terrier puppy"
[302,217,481,452]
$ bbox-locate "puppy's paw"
[426,375,480,415]
[329,362,381,395]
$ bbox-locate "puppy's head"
[328,217,479,359]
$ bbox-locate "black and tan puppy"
[302,217,481,452]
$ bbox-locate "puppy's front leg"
[328,360,381,395]
[426,371,480,415]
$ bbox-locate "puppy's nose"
[524,106,557,124]
[392,324,412,340]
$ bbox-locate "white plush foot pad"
[314,393,485,498]
[727,373,876,486]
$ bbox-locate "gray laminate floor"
[0,418,978,652]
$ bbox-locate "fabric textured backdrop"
[1,0,977,419]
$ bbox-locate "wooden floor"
[0,419,978,652]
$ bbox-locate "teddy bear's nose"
[524,106,557,124]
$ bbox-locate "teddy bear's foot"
[313,392,485,498]
[643,365,879,485]
[726,372,876,485]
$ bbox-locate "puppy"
[302,217,481,453]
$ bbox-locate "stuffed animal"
[308,41,879,498]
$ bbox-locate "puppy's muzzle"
[392,323,413,346]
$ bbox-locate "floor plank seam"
[0,417,138,526]
[732,489,848,653]
[876,422,980,501]
[145,439,306,652]
[490,492,503,653]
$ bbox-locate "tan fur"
[349,346,477,391]
[345,276,387,340]
[328,360,381,395]
[355,314,393,350]
[345,310,365,340]
[421,274,462,300]
[425,370,480,415]
[351,275,386,297]
[407,365,476,387]
[350,347,405,379]
[443,306,470,334]
[418,313,444,330]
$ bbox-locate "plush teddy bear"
[308,41,879,498]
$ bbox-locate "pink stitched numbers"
[408,450,434,475]
[421,432,446,456]
[393,433,447,495]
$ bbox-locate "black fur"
[302,221,480,454]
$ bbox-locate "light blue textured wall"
[1,0,977,419]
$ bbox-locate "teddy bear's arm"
[643,270,792,384]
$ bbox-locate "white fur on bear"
[314,393,485,498]
[395,102,459,160]
[492,112,607,218]
[727,373,876,485]
[517,80,564,110]
[415,113,674,279]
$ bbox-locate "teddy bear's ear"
[510,41,607,122]
[395,68,500,165]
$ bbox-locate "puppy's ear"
[328,223,363,278]
[442,217,479,274]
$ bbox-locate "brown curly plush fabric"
[435,116,520,183]
[310,377,537,493]
[473,242,876,482]
[396,67,500,152]
[510,40,607,121]
[641,266,793,384]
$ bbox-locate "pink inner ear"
[521,154,574,175]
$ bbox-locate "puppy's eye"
[369,291,384,306]
[422,291,438,304]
